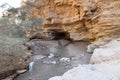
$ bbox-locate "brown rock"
[25,0,120,41]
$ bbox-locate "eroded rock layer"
[25,0,120,41]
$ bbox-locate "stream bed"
[14,40,91,80]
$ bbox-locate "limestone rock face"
[26,0,120,41]
[49,60,120,80]
[90,38,120,64]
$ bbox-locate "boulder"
[49,60,120,80]
[90,38,120,64]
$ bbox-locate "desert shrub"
[0,36,26,55]
[0,10,27,65]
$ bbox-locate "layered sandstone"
[25,0,120,41]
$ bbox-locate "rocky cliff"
[25,0,120,41]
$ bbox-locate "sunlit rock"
[90,38,120,64]
[49,60,120,80]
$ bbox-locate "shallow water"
[14,40,91,80]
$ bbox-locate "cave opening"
[47,30,70,40]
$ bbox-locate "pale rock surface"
[49,60,120,80]
[87,39,109,53]
[90,38,120,63]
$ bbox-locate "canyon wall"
[24,0,120,41]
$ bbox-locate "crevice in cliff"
[77,6,81,21]
[77,6,88,36]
